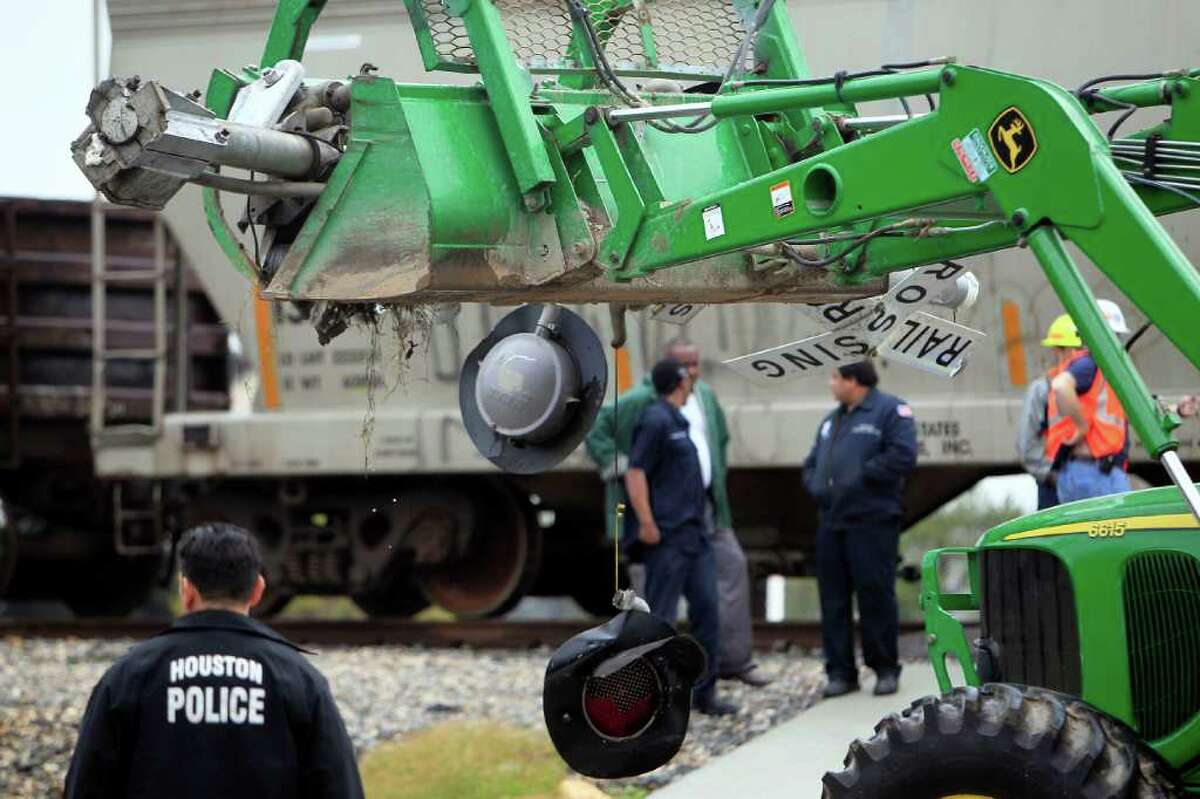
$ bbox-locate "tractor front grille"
[980,548,1082,695]
[1123,551,1200,740]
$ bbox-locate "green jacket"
[585,375,733,535]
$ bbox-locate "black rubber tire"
[569,553,630,618]
[0,522,16,597]
[822,683,1182,799]
[351,575,430,618]
[66,555,162,618]
[250,590,294,619]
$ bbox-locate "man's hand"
[638,521,661,546]
[1064,424,1088,447]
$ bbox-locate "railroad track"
[0,618,926,649]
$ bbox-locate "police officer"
[587,337,771,688]
[64,523,364,799]
[625,357,737,716]
[803,361,917,698]
[1047,301,1132,503]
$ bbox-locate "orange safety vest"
[1045,352,1127,460]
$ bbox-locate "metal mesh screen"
[582,657,661,739]
[414,0,749,78]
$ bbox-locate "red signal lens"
[582,657,662,740]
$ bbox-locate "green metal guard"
[919,546,982,694]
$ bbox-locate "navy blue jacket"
[803,389,918,525]
[64,610,364,799]
[624,398,707,556]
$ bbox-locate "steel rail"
[0,617,926,649]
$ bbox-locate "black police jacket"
[802,388,918,524]
[63,609,364,799]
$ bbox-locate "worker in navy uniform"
[63,523,364,799]
[624,357,738,717]
[803,361,918,698]
[586,337,771,688]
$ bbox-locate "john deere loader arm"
[70,0,1200,504]
[587,62,1200,514]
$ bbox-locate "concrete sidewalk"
[652,667,942,799]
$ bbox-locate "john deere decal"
[988,107,1038,174]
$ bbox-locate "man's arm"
[585,401,623,479]
[802,420,824,497]
[707,386,731,455]
[586,386,654,480]
[1051,371,1089,446]
[1017,378,1053,481]
[302,675,365,799]
[861,405,918,484]
[624,467,660,545]
[63,672,125,799]
[626,413,664,546]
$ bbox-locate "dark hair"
[837,360,879,388]
[179,523,262,602]
[651,357,688,395]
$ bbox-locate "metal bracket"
[920,546,982,694]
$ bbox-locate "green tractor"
[824,488,1200,797]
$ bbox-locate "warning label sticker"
[770,181,794,218]
[951,128,998,184]
[702,204,725,240]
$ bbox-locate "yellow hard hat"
[1041,314,1083,348]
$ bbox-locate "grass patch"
[278,595,367,620]
[359,721,570,799]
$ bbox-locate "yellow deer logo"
[988,108,1037,173]
[996,119,1026,170]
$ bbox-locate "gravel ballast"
[0,636,832,797]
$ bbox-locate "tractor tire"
[822,683,1182,799]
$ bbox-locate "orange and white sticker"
[770,180,794,218]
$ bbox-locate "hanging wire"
[565,0,776,134]
[1125,173,1200,206]
[611,342,624,597]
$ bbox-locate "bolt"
[584,106,600,126]
[1010,210,1027,228]
[927,633,938,645]
[941,68,955,86]
[522,193,546,213]
[562,712,572,723]
[608,252,621,265]
[214,127,231,143]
